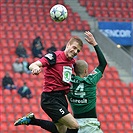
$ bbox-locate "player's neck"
[78,74,84,78]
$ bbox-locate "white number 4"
[74,83,85,98]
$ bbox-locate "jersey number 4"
[73,83,86,98]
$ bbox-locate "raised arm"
[84,31,107,73]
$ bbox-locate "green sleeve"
[94,45,107,73]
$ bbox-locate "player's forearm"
[94,45,107,73]
[29,60,42,70]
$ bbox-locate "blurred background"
[0,0,133,133]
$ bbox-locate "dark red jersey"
[39,51,75,94]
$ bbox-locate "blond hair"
[68,36,83,47]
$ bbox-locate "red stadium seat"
[3,89,11,96]
[36,88,43,95]
[21,73,30,79]
[8,123,17,131]
[125,97,132,104]
[99,88,107,96]
[115,87,123,96]
[13,96,22,105]
[31,104,39,113]
[124,121,132,129]
[1,48,10,55]
[16,126,25,131]
[8,39,16,48]
[0,60,4,68]
[106,80,114,87]
[100,121,108,131]
[14,73,22,79]
[1,113,7,123]
[119,104,128,113]
[101,96,110,104]
[7,113,16,122]
[3,55,12,64]
[29,98,37,105]
[1,121,8,132]
[4,96,13,105]
[114,113,122,121]
[127,104,132,113]
[129,82,133,88]
[22,105,31,113]
[115,121,124,130]
[107,88,115,96]
[14,31,21,39]
[0,69,5,78]
[11,89,17,96]
[5,104,14,113]
[16,79,24,87]
[117,96,125,104]
[14,105,23,113]
[21,98,29,104]
[26,81,34,88]
[96,105,103,113]
[0,39,8,47]
[109,96,117,104]
[103,106,112,113]
[111,105,120,113]
[1,104,5,113]
[121,113,130,122]
[97,113,106,122]
[107,122,116,130]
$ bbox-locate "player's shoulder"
[89,68,101,76]
[55,50,64,56]
[44,52,57,65]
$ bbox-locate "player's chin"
[69,55,74,59]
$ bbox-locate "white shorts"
[76,118,103,133]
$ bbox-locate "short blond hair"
[68,36,83,47]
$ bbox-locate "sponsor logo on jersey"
[69,97,88,104]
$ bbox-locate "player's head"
[64,36,83,60]
[74,60,88,77]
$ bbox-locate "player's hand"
[84,31,97,46]
[31,67,41,75]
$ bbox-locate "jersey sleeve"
[44,52,56,65]
[39,57,49,67]
[39,52,56,67]
[85,68,102,85]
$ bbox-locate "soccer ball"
[50,4,68,22]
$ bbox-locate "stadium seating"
[78,0,133,22]
[1,0,132,133]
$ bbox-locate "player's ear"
[84,68,88,76]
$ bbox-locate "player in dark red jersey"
[14,34,85,133]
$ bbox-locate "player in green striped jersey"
[67,32,107,133]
